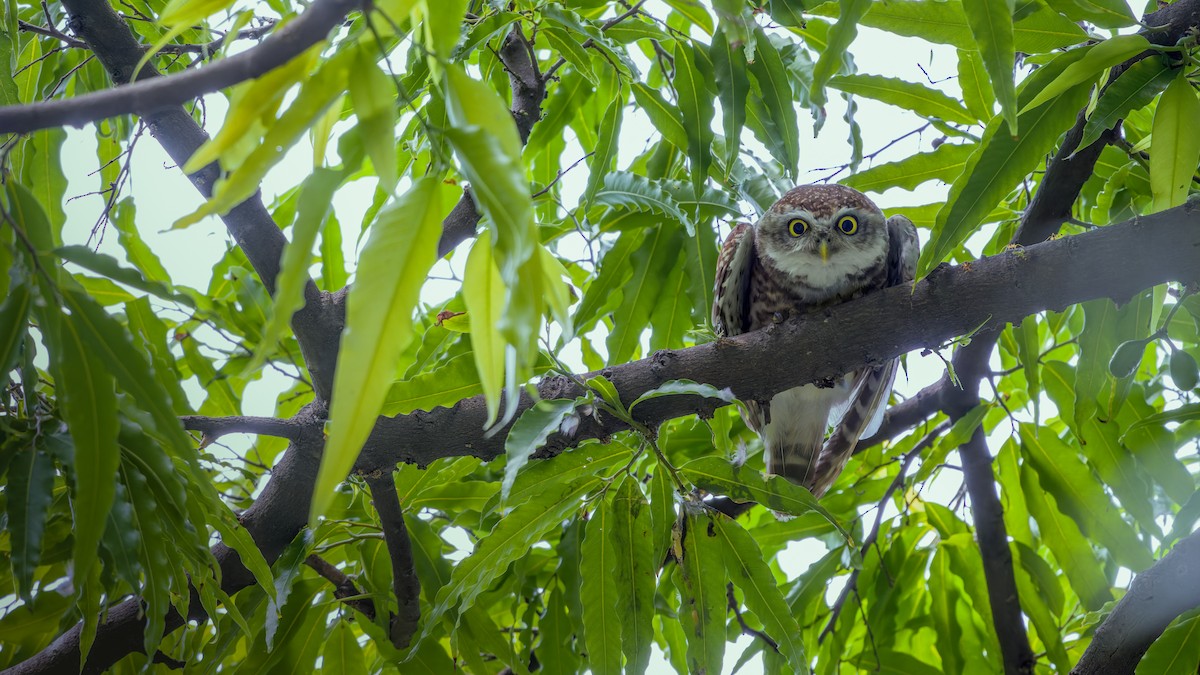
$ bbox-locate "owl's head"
[755,184,889,279]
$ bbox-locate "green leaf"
[7,443,54,603]
[674,41,715,199]
[957,48,995,121]
[0,281,30,377]
[250,168,341,371]
[543,26,598,85]
[60,289,194,457]
[176,48,351,228]
[1150,72,1200,212]
[502,398,578,503]
[631,82,690,152]
[1047,0,1137,29]
[444,65,540,369]
[748,28,801,176]
[582,492,623,675]
[1019,451,1112,610]
[583,95,625,205]
[1022,35,1151,113]
[843,143,975,193]
[811,0,871,109]
[1121,403,1200,440]
[963,0,1016,132]
[679,457,849,541]
[677,510,727,675]
[181,48,318,174]
[462,233,506,425]
[594,172,692,234]
[710,28,751,177]
[382,353,482,416]
[1081,58,1174,150]
[606,224,686,362]
[574,226,645,335]
[1137,609,1200,675]
[612,476,655,675]
[1020,425,1152,570]
[350,46,399,191]
[418,478,596,649]
[324,619,368,674]
[55,246,192,307]
[711,516,806,670]
[829,74,974,123]
[917,51,1092,277]
[313,177,444,523]
[629,379,735,414]
[815,0,1087,52]
[48,310,120,585]
[421,0,468,61]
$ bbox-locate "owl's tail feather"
[765,442,824,495]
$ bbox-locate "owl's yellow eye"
[787,218,808,237]
[837,215,859,235]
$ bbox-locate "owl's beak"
[819,242,830,264]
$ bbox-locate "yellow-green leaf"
[463,233,505,425]
[312,177,445,523]
[1150,73,1200,212]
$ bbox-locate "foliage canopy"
[2,1,1200,674]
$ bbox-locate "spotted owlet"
[712,184,919,497]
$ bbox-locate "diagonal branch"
[1073,528,1200,674]
[364,473,422,650]
[960,428,1035,675]
[58,0,343,400]
[0,0,357,134]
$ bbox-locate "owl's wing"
[712,222,756,337]
[809,214,921,496]
[886,214,920,285]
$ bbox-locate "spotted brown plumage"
[712,184,919,497]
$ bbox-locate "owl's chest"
[746,253,886,331]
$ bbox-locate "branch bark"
[365,474,422,650]
[960,429,1035,675]
[181,414,304,442]
[1072,529,1200,674]
[0,0,357,134]
[355,202,1200,471]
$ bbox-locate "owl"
[712,184,919,497]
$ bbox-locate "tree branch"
[0,0,357,134]
[960,429,1035,675]
[58,0,343,401]
[355,203,1200,472]
[1072,528,1200,674]
[364,473,421,650]
[181,414,304,443]
[305,554,377,620]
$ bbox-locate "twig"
[542,0,649,81]
[304,554,377,620]
[819,422,947,643]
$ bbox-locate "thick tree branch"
[181,413,304,443]
[960,429,1035,675]
[365,473,422,650]
[1072,529,1200,674]
[356,203,1200,472]
[0,0,356,134]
